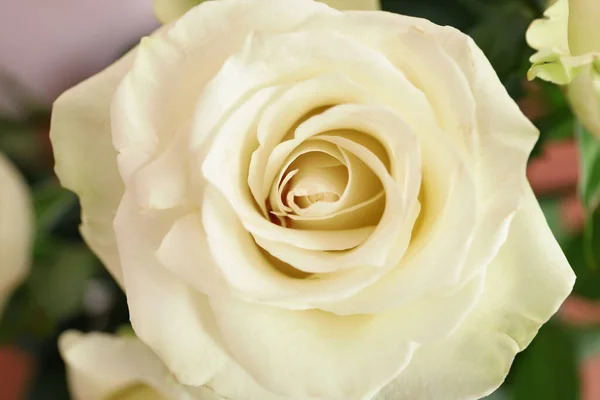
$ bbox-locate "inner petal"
[284,145,385,231]
[283,151,348,215]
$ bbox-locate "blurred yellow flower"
[527,0,600,137]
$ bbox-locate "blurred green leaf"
[482,388,510,400]
[535,83,575,141]
[576,123,600,271]
[468,2,534,82]
[29,244,97,321]
[539,196,572,246]
[571,325,600,362]
[381,0,475,31]
[577,124,600,211]
[512,321,579,400]
[33,179,77,236]
[566,234,600,299]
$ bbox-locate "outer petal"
[50,50,133,286]
[114,193,230,387]
[154,0,203,25]
[376,185,575,400]
[114,0,336,209]
[207,361,299,400]
[154,0,380,25]
[207,271,485,399]
[0,152,32,314]
[59,330,220,400]
[209,294,417,400]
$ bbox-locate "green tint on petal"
[319,0,380,11]
[154,0,203,24]
[154,0,380,25]
[108,385,166,400]
[528,51,573,85]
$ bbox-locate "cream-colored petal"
[376,186,574,400]
[209,295,417,400]
[305,16,478,156]
[114,0,335,203]
[207,360,296,400]
[266,141,350,220]
[59,330,215,400]
[195,26,437,183]
[321,157,475,314]
[132,125,191,210]
[202,184,413,309]
[453,38,540,282]
[50,50,133,286]
[207,270,484,400]
[256,134,413,274]
[568,0,600,56]
[114,193,229,386]
[0,152,32,314]
[251,73,381,212]
[156,213,229,298]
[202,88,386,253]
[316,12,538,315]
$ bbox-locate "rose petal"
[207,268,484,399]
[249,73,381,208]
[376,185,575,400]
[208,296,417,400]
[156,213,228,298]
[255,134,413,273]
[114,193,228,386]
[113,0,336,203]
[50,50,133,286]
[202,185,397,307]
[202,88,383,253]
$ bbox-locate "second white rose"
[51,0,575,398]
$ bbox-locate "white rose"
[59,330,221,400]
[527,0,600,138]
[51,0,575,399]
[0,151,32,315]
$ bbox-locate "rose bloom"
[527,0,600,138]
[0,152,32,315]
[51,0,575,398]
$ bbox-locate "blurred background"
[0,0,599,399]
